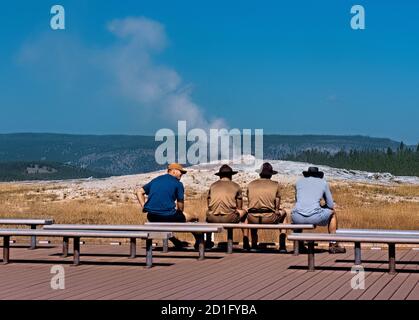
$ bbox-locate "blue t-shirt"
[143,174,185,216]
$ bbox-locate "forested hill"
[0,133,415,179]
[285,145,419,177]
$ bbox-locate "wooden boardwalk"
[0,243,418,300]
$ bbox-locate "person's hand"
[275,208,283,215]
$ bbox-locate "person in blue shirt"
[291,167,346,254]
[136,163,199,248]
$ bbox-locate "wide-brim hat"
[256,162,278,176]
[215,164,238,176]
[167,163,187,174]
[302,166,324,179]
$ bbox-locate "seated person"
[136,163,199,249]
[291,167,346,254]
[247,162,287,249]
[206,164,248,249]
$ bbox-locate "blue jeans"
[147,210,186,223]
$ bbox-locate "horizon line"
[0,131,415,144]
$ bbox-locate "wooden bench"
[288,232,419,274]
[44,224,224,260]
[0,228,165,268]
[0,219,54,249]
[146,222,315,254]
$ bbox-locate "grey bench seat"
[146,222,315,254]
[0,228,169,268]
[288,232,419,274]
[44,224,224,260]
[337,229,419,236]
[0,219,54,225]
[0,218,54,249]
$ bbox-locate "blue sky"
[0,1,418,143]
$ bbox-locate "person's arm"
[236,187,243,210]
[176,182,185,211]
[323,182,335,209]
[177,200,184,212]
[136,187,147,208]
[207,188,211,207]
[275,184,282,212]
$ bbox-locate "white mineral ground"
[7,155,419,203]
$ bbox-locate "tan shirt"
[207,179,242,215]
[247,178,281,213]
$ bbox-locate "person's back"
[207,179,241,215]
[294,177,334,216]
[143,173,184,216]
[247,178,279,213]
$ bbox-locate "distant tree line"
[283,142,419,177]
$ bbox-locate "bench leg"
[162,238,169,253]
[307,241,315,272]
[146,239,153,268]
[388,243,396,274]
[227,229,233,254]
[279,232,287,253]
[29,225,36,250]
[293,240,299,256]
[129,238,136,259]
[354,242,362,265]
[198,233,205,261]
[3,236,10,264]
[62,237,69,257]
[73,237,80,266]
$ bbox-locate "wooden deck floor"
[0,243,418,300]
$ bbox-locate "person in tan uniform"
[206,164,248,248]
[247,162,287,249]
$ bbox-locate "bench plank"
[145,222,314,229]
[0,229,157,268]
[147,222,314,254]
[0,219,54,225]
[44,224,223,233]
[288,233,419,244]
[0,219,54,250]
[337,229,419,236]
[0,229,150,238]
[44,224,220,260]
[288,232,419,274]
